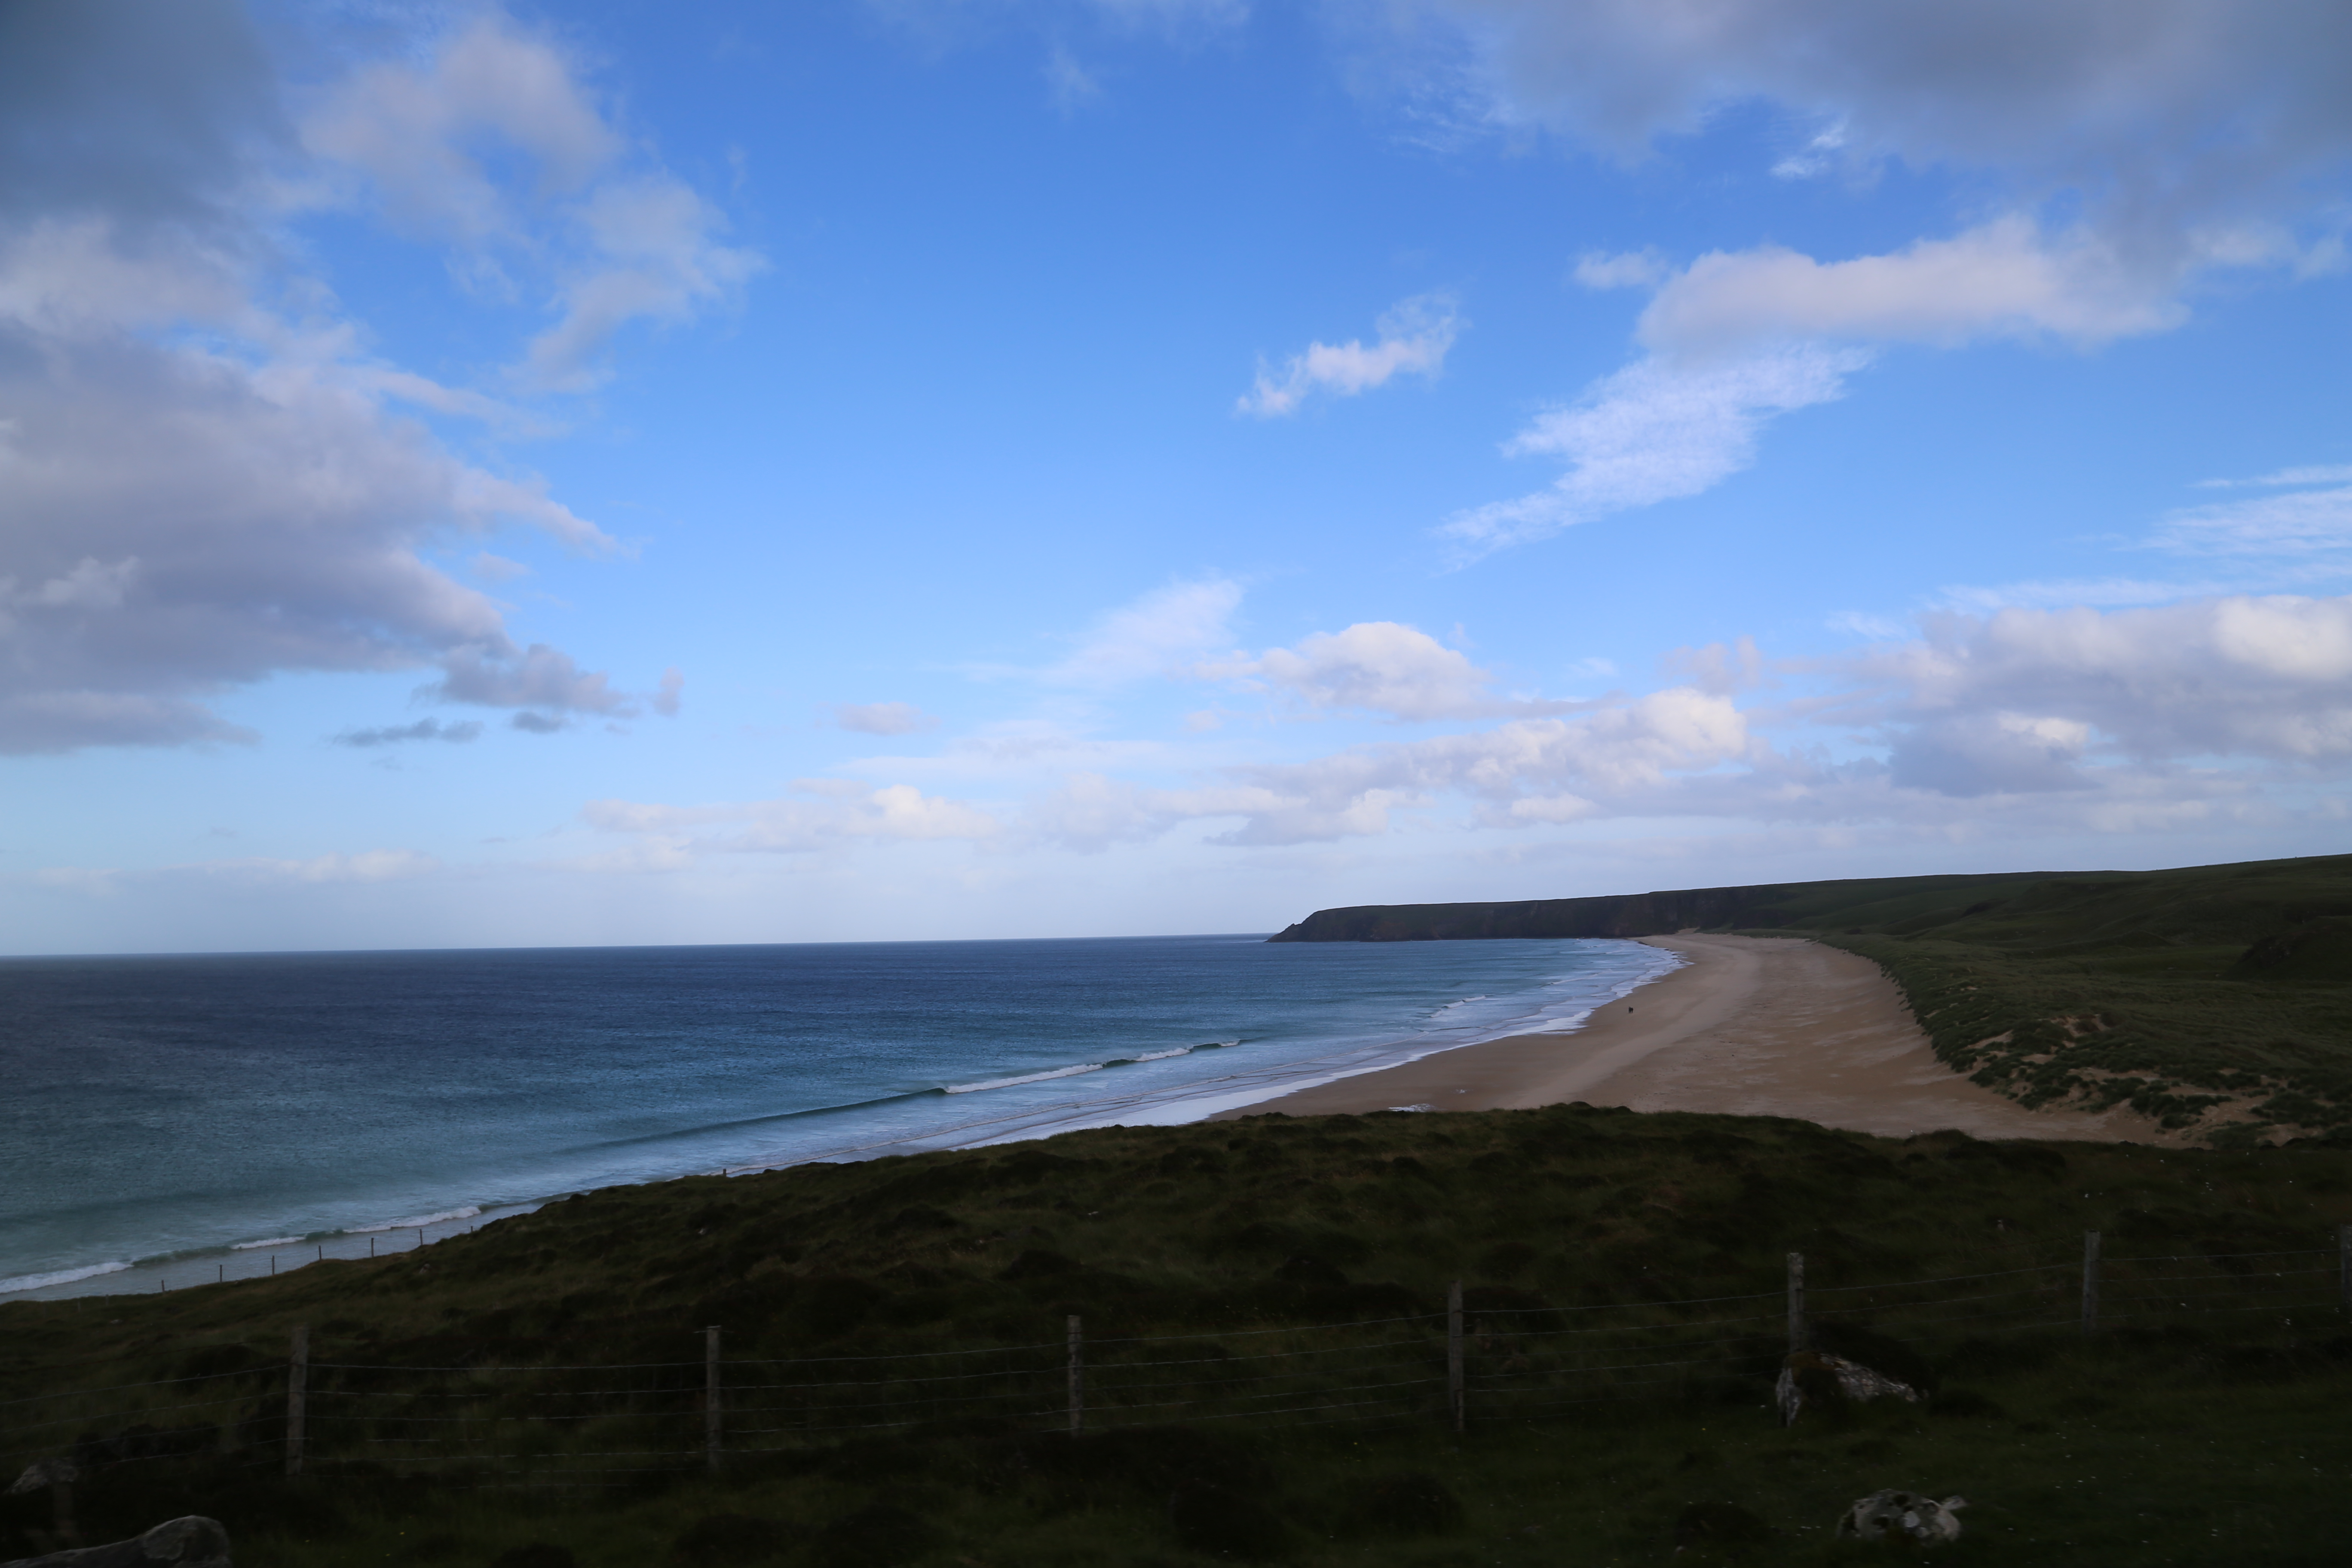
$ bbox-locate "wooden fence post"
[285,1325,309,1478]
[1785,1253,1805,1354]
[2081,1231,2101,1335]
[1066,1315,1084,1435]
[704,1326,723,1472]
[1446,1280,1464,1433]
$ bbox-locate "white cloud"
[1239,294,1461,417]
[0,6,712,753]
[34,848,443,891]
[831,701,940,735]
[653,667,685,717]
[1006,592,2352,851]
[1638,217,2184,356]
[2155,480,2352,557]
[1572,248,1669,290]
[1846,594,2352,769]
[1044,578,1245,686]
[300,18,762,394]
[1203,621,1497,721]
[1442,345,1866,554]
[1770,120,1846,180]
[523,177,765,392]
[1410,1,2352,553]
[298,17,619,245]
[581,781,1000,858]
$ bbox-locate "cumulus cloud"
[1442,346,1866,554]
[1239,294,1461,417]
[332,718,483,748]
[1637,218,2185,357]
[1004,594,2352,851]
[1200,620,1592,722]
[1845,594,2352,770]
[0,4,715,753]
[831,701,940,735]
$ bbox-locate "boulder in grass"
[1836,1490,1966,1544]
[1773,1351,1920,1425]
[0,1515,231,1568]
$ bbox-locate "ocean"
[0,934,1677,1300]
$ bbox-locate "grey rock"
[0,1514,231,1568]
[2,1461,75,1497]
[1773,1351,1920,1425]
[1836,1490,1966,1544]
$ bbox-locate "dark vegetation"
[6,1106,2352,1565]
[1273,852,2352,1141]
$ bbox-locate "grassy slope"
[1279,853,2352,1142]
[5,1106,2350,1566]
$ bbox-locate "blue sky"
[5,0,2351,953]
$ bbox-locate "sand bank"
[1215,934,2166,1142]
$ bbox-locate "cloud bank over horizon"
[4,0,2348,951]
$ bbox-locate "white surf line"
[0,1260,132,1295]
[720,970,1669,1173]
[944,1063,1105,1093]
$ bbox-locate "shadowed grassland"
[1275,853,2352,1142]
[5,1106,2351,1564]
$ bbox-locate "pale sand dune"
[1216,933,2168,1143]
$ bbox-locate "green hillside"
[5,1107,2349,1566]
[1271,854,2352,1143]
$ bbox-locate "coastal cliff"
[1263,870,2054,943]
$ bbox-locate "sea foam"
[0,1260,130,1294]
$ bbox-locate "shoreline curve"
[1214,933,2171,1143]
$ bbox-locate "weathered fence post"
[1785,1253,1806,1354]
[704,1326,723,1472]
[1446,1280,1464,1433]
[285,1325,309,1478]
[1066,1315,1084,1435]
[2081,1231,2101,1335]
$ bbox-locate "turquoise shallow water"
[0,934,1676,1298]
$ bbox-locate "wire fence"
[3,1226,2346,1494]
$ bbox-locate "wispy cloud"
[1442,346,1867,556]
[830,701,940,736]
[332,718,484,748]
[1239,294,1461,417]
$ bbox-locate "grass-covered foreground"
[4,1105,2351,1565]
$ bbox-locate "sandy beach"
[1216,933,2167,1142]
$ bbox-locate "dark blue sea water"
[0,934,1676,1299]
